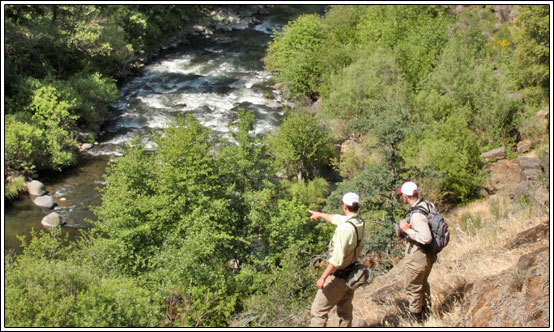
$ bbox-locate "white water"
[93,20,292,156]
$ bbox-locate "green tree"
[355,5,453,91]
[265,13,325,97]
[266,109,333,181]
[513,5,550,103]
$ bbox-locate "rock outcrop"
[458,246,549,327]
[481,147,506,162]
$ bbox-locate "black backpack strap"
[408,199,431,220]
[346,216,364,246]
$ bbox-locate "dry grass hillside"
[326,148,551,327]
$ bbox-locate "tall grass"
[424,192,548,326]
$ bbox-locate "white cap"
[342,192,360,206]
[398,181,418,196]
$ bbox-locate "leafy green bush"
[281,176,330,210]
[72,277,161,327]
[513,5,550,104]
[265,13,325,97]
[56,72,118,132]
[234,245,319,327]
[4,115,45,175]
[399,111,484,204]
[4,230,161,327]
[355,5,453,90]
[321,47,412,143]
[265,109,333,181]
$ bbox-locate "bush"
[265,109,333,181]
[265,13,325,97]
[399,111,484,204]
[355,5,453,91]
[234,245,319,327]
[513,5,550,103]
[321,47,412,143]
[333,135,381,180]
[4,230,161,327]
[281,176,330,210]
[5,176,27,200]
[58,72,118,132]
[413,26,520,149]
[72,277,161,327]
[4,115,45,176]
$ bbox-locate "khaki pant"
[405,245,437,314]
[310,275,354,327]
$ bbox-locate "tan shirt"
[405,199,433,248]
[328,214,364,269]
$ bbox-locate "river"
[3,5,328,254]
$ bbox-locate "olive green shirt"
[328,214,364,270]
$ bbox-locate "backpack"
[409,200,450,254]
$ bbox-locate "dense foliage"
[4,4,550,328]
[265,4,548,206]
[4,4,207,178]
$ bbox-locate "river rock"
[481,147,506,162]
[80,143,94,151]
[33,195,56,209]
[216,22,232,32]
[27,180,46,196]
[41,212,64,227]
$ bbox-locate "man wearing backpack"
[307,192,364,327]
[396,181,437,323]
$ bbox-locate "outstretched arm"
[308,210,334,223]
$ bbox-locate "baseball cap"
[397,181,418,196]
[342,192,360,206]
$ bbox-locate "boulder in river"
[33,195,56,209]
[27,180,46,196]
[41,212,65,227]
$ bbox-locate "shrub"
[4,115,45,176]
[265,109,333,181]
[333,135,381,180]
[513,5,550,103]
[58,72,118,132]
[321,47,412,143]
[235,245,319,327]
[4,176,27,200]
[354,5,453,91]
[72,277,161,327]
[399,111,484,204]
[265,13,325,97]
[281,176,330,210]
